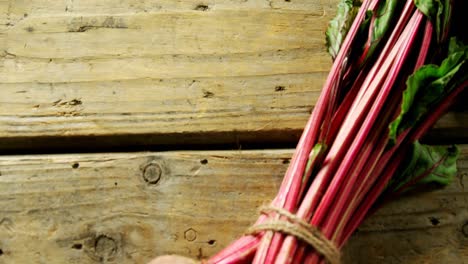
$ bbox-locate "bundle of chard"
[209,0,467,263]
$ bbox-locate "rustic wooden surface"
[1,1,467,263]
[1,0,466,151]
[0,147,467,264]
[0,0,331,147]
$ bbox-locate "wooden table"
[0,1,467,263]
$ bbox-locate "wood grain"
[1,1,466,264]
[0,0,331,145]
[0,147,466,264]
[1,0,465,151]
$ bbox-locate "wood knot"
[142,163,162,184]
[184,228,197,242]
[94,235,117,261]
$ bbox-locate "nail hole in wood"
[429,216,440,226]
[195,4,209,11]
[275,85,286,92]
[200,159,208,165]
[72,162,80,169]
[462,221,468,237]
[202,90,214,98]
[72,243,83,250]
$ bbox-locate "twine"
[246,206,340,264]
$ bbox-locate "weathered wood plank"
[1,0,332,18]
[0,147,466,263]
[0,74,322,135]
[1,0,465,151]
[0,0,331,149]
[4,12,332,60]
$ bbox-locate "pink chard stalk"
[208,0,467,263]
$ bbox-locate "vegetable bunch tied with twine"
[208,0,467,263]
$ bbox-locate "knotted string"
[246,205,341,264]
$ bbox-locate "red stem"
[414,20,433,71]
[272,2,419,263]
[337,79,467,246]
[252,1,376,263]
[302,14,423,264]
[316,9,423,236]
[338,149,406,244]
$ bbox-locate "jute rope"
[246,206,340,264]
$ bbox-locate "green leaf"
[448,37,467,55]
[363,0,400,62]
[388,38,467,143]
[414,0,452,42]
[326,0,360,60]
[303,143,327,183]
[441,0,452,41]
[386,141,459,193]
[414,0,438,21]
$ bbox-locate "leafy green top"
[326,0,361,60]
[386,141,459,194]
[388,38,467,143]
[414,0,452,42]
